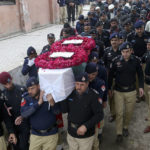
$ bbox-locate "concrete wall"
[0,0,60,38]
[27,0,51,29]
[0,0,21,37]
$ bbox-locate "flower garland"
[35,36,96,69]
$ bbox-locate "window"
[0,0,16,5]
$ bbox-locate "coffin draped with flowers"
[35,36,95,102]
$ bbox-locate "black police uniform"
[103,46,121,70]
[40,44,51,54]
[0,91,14,137]
[142,50,150,64]
[97,30,110,48]
[60,89,104,138]
[66,0,76,23]
[3,85,30,150]
[108,55,144,92]
[127,32,149,58]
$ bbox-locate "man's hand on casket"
[46,94,55,106]
[38,90,44,105]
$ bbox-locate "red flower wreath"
[35,36,96,69]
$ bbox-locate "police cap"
[85,62,99,74]
[75,72,89,82]
[27,46,36,57]
[119,42,132,51]
[26,77,39,88]
[109,32,119,40]
[134,20,144,29]
[78,15,84,20]
[89,52,99,61]
[47,33,55,39]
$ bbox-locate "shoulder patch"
[101,85,106,92]
[21,98,26,107]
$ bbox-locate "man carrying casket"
[60,72,104,150]
[21,77,60,150]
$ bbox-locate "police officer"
[118,33,126,46]
[119,19,133,39]
[99,11,110,30]
[21,77,60,150]
[57,0,67,24]
[142,38,150,133]
[40,33,55,54]
[109,18,120,34]
[60,72,104,150]
[88,52,108,107]
[0,72,30,150]
[22,46,38,78]
[85,63,106,148]
[89,29,104,58]
[81,23,91,37]
[96,21,110,48]
[130,5,140,24]
[87,12,97,27]
[76,15,85,34]
[103,32,121,70]
[0,90,17,150]
[76,0,84,19]
[66,0,76,26]
[127,20,149,58]
[108,42,144,143]
[103,33,121,122]
[89,52,107,87]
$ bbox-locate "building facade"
[0,0,60,38]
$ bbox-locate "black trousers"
[12,121,30,150]
[67,5,75,22]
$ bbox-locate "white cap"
[95,6,100,10]
[108,4,114,10]
[125,3,131,9]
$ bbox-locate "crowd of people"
[0,0,150,150]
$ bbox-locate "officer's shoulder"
[104,47,111,52]
[89,88,99,96]
[21,92,31,104]
[22,91,29,98]
[131,55,141,63]
[112,55,121,62]
[15,84,26,93]
[0,90,5,101]
[127,31,135,37]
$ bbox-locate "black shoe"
[116,135,123,144]
[123,128,129,137]
[109,115,116,122]
[98,133,103,144]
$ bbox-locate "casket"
[38,68,75,103]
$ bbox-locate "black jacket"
[0,91,14,136]
[60,89,104,138]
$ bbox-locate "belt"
[32,124,57,134]
[115,84,135,90]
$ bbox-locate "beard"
[29,90,40,98]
